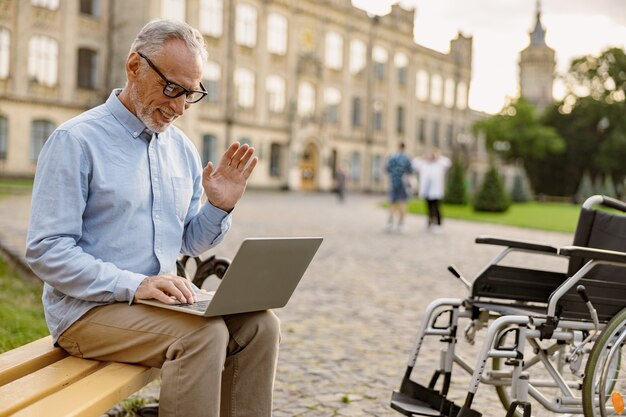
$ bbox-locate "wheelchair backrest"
[559,198,626,321]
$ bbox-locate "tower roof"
[529,0,547,46]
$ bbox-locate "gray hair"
[130,19,208,62]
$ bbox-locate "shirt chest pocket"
[171,177,193,222]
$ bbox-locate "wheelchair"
[391,195,626,417]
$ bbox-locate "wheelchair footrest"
[390,377,482,417]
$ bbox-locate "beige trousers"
[57,303,280,417]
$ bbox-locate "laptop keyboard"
[176,300,211,312]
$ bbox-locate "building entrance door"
[299,143,318,191]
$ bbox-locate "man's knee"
[225,310,281,351]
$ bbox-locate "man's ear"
[126,52,141,81]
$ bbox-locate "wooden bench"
[0,254,229,417]
[0,335,158,417]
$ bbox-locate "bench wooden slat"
[0,356,103,417]
[11,362,159,417]
[0,336,67,386]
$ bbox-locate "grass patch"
[0,178,34,197]
[407,200,581,233]
[0,257,48,353]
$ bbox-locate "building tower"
[519,0,556,111]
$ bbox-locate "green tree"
[540,47,626,196]
[473,165,510,212]
[472,97,565,194]
[444,157,468,205]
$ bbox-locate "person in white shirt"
[412,149,451,231]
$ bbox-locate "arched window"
[297,82,315,117]
[325,32,343,70]
[266,75,285,113]
[28,36,58,86]
[203,60,221,103]
[77,48,98,89]
[0,116,8,160]
[200,0,222,37]
[349,39,366,75]
[202,134,218,166]
[31,119,55,161]
[236,4,257,47]
[267,13,287,55]
[0,28,10,79]
[234,68,255,108]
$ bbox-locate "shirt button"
[155,214,160,219]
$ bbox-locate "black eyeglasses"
[137,52,207,104]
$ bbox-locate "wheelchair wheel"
[582,307,626,417]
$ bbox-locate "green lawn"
[407,200,582,233]
[0,178,34,197]
[0,258,48,353]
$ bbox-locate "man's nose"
[169,94,187,116]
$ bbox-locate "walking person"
[412,149,451,232]
[25,19,280,417]
[385,142,413,233]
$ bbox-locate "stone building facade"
[0,0,483,192]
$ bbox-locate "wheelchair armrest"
[559,245,626,265]
[475,235,558,254]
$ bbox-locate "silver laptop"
[137,237,323,316]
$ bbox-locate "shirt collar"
[105,89,151,140]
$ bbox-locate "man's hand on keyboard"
[134,274,197,305]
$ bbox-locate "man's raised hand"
[202,142,257,212]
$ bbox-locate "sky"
[352,0,626,114]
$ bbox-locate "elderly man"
[26,19,280,417]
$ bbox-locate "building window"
[444,77,455,108]
[350,151,361,181]
[416,69,429,101]
[325,31,343,70]
[202,134,218,166]
[266,75,285,113]
[270,143,281,177]
[351,96,361,127]
[432,120,440,147]
[77,48,98,90]
[239,137,252,147]
[349,39,366,75]
[372,45,388,80]
[161,0,185,21]
[203,60,221,103]
[0,28,9,79]
[267,13,287,55]
[0,116,7,160]
[31,120,54,161]
[430,74,443,105]
[396,105,405,134]
[297,82,316,117]
[28,36,58,87]
[457,81,468,110]
[200,0,222,37]
[235,68,255,109]
[373,101,383,131]
[394,52,408,86]
[31,0,59,10]
[236,4,257,47]
[418,118,426,144]
[80,0,100,16]
[446,123,454,147]
[324,87,341,124]
[372,154,382,183]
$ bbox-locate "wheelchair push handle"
[576,285,590,303]
[448,264,471,289]
[583,194,626,212]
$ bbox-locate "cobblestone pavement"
[0,190,576,417]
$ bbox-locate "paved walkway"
[0,190,573,416]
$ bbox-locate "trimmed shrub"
[444,157,468,205]
[473,165,510,212]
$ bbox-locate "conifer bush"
[473,165,510,212]
[444,157,468,205]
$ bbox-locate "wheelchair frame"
[391,195,626,417]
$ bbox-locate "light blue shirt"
[26,90,231,343]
